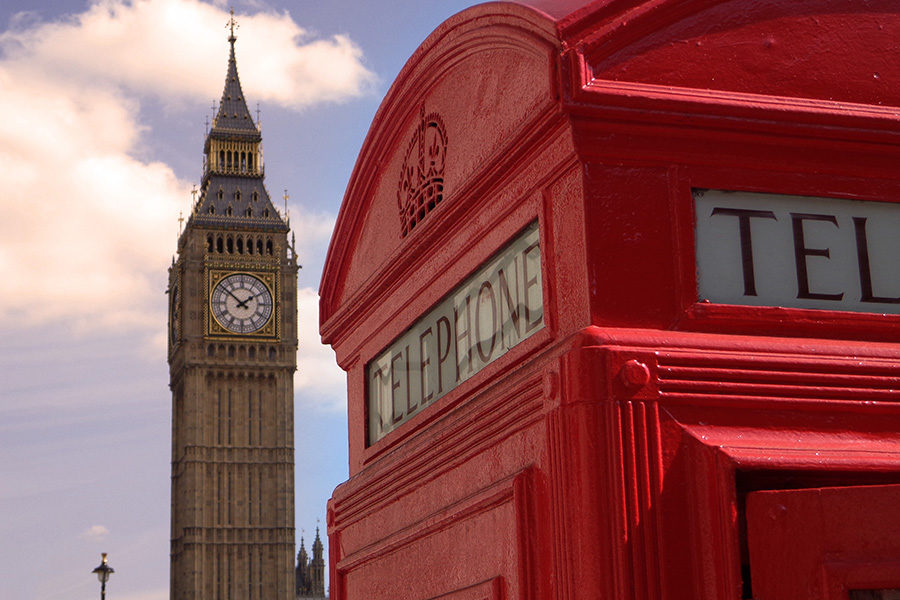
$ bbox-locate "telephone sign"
[366,222,543,443]
[695,190,900,313]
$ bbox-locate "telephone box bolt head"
[620,360,650,390]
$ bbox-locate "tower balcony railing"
[203,161,265,179]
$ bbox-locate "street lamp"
[91,553,114,600]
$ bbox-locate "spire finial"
[227,7,239,43]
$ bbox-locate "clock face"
[210,273,273,334]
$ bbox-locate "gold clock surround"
[206,267,279,339]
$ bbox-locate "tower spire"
[188,25,287,232]
[209,12,257,136]
[227,7,239,44]
[309,527,326,596]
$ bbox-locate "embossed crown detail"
[397,107,448,237]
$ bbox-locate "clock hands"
[224,288,248,308]
[224,287,259,310]
[237,291,261,309]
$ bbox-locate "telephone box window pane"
[694,190,900,314]
[849,591,900,600]
[366,222,543,445]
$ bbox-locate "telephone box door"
[747,484,900,600]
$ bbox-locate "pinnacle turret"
[298,537,309,565]
[312,528,324,559]
[297,526,326,598]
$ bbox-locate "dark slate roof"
[208,37,260,141]
[190,174,288,232]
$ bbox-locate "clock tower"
[168,21,298,600]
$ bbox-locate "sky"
[0,1,477,599]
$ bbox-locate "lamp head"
[92,553,114,583]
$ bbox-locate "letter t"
[710,207,777,296]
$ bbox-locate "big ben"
[168,17,297,600]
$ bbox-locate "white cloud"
[82,524,110,541]
[286,204,336,271]
[0,0,373,336]
[0,0,376,109]
[278,207,345,412]
[0,60,187,332]
[295,286,346,413]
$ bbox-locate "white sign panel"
[367,222,543,444]
[695,190,900,314]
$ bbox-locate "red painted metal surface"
[747,484,900,599]
[320,1,900,599]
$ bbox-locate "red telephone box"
[319,2,900,599]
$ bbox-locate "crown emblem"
[397,107,448,237]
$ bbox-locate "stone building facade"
[168,18,298,600]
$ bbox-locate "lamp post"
[91,553,114,600]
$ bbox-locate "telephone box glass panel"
[366,222,543,444]
[695,190,900,313]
